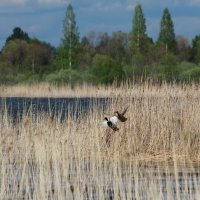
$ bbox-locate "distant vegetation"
[1,3,200,85]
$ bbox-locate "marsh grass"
[0,82,200,199]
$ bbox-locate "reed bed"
[0,83,114,98]
[0,81,200,98]
[0,82,200,199]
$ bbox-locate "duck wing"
[101,120,109,128]
[121,106,128,115]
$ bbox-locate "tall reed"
[0,82,200,199]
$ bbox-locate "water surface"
[0,97,110,123]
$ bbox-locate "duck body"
[101,107,128,131]
[102,117,119,131]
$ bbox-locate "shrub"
[91,54,125,84]
[180,65,200,82]
[45,69,83,85]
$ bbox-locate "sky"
[0,0,200,49]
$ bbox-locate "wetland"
[0,83,200,199]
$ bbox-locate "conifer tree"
[130,3,148,54]
[6,27,30,43]
[157,8,176,55]
[58,4,80,69]
[191,35,200,63]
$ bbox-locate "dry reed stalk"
[1,82,200,161]
[0,82,200,198]
[0,81,199,98]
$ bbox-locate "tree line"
[1,3,200,85]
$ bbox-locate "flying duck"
[102,116,119,131]
[113,106,128,122]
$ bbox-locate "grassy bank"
[0,82,200,198]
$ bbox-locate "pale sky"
[0,0,200,48]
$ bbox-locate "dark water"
[0,97,111,123]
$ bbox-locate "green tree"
[57,4,80,70]
[157,8,176,55]
[6,27,30,43]
[79,36,95,70]
[107,31,130,62]
[1,37,54,75]
[2,39,28,71]
[95,32,109,55]
[176,35,190,61]
[130,3,149,54]
[26,39,53,74]
[91,54,124,84]
[191,35,200,63]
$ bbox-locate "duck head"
[114,111,119,116]
[104,117,109,121]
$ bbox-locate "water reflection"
[0,97,110,123]
[6,159,200,199]
[65,160,200,200]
